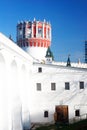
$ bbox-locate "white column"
[36,22,38,38]
[43,23,44,38]
[50,27,51,41]
[46,26,48,39]
[31,23,33,38]
[0,63,9,130]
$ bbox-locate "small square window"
[75,109,80,116]
[79,82,84,89]
[44,111,48,118]
[51,83,56,90]
[38,67,42,73]
[36,83,41,91]
[65,82,70,90]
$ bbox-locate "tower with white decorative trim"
[17,19,51,61]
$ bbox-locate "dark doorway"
[54,105,69,124]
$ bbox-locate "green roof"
[45,47,54,60]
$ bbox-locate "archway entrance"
[54,105,69,124]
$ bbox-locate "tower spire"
[66,54,71,66]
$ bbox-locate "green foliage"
[36,119,87,130]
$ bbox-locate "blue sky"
[0,0,87,62]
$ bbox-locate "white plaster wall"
[0,32,87,128]
[53,61,87,68]
[22,46,47,61]
[29,63,87,123]
[0,33,33,130]
[0,53,9,130]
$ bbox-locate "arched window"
[44,111,49,118]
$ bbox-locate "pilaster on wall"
[0,33,33,130]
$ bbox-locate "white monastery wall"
[0,32,87,129]
[30,63,87,123]
[53,61,87,68]
[0,33,33,130]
